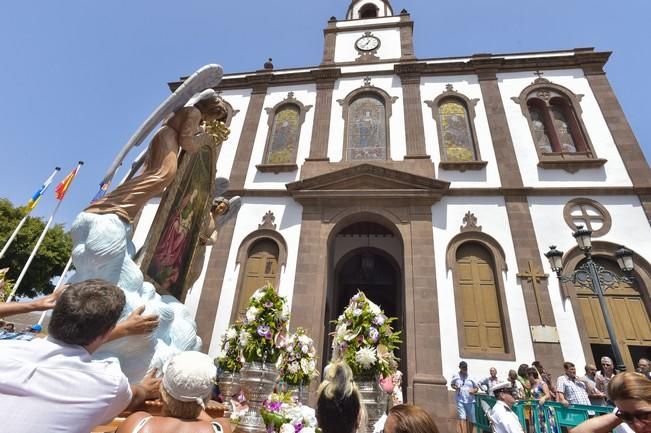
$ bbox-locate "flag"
[91,181,110,203]
[54,163,82,200]
[26,168,60,211]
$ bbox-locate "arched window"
[233,239,280,320]
[513,77,604,171]
[259,92,312,172]
[455,242,507,354]
[359,3,379,18]
[347,94,387,160]
[426,85,485,170]
[339,82,397,162]
[266,104,300,164]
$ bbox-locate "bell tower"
[322,0,414,65]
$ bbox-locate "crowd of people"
[450,359,651,433]
[0,279,648,433]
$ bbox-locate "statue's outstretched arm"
[101,64,224,187]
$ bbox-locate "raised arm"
[570,413,622,433]
[0,292,59,318]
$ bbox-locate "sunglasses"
[616,410,651,424]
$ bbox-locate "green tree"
[0,198,72,298]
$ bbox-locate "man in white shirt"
[0,279,160,433]
[489,382,525,433]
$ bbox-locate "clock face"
[355,35,380,52]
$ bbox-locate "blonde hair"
[160,383,204,420]
[608,372,651,403]
[316,361,365,433]
[388,405,440,433]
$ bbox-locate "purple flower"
[368,327,379,343]
[264,301,273,308]
[372,315,386,326]
[353,308,363,316]
[294,422,303,433]
[257,325,271,340]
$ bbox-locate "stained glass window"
[346,95,387,160]
[439,99,476,162]
[266,104,300,164]
[528,104,553,153]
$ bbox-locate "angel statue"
[68,64,231,381]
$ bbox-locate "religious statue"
[68,65,232,381]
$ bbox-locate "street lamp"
[545,226,633,372]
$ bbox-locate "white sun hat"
[162,351,216,408]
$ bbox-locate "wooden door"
[234,239,279,320]
[457,243,506,353]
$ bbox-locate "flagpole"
[6,162,83,302]
[0,167,61,259]
[36,255,73,325]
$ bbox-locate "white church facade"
[133,0,651,427]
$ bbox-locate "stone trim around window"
[258,92,312,172]
[445,224,516,361]
[562,197,612,238]
[425,85,487,171]
[231,227,288,323]
[512,77,606,173]
[337,79,398,161]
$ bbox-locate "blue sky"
[1,0,649,226]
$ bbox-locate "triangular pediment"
[286,163,449,203]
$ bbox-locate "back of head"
[48,279,125,346]
[608,372,651,403]
[388,404,439,433]
[161,351,216,419]
[317,362,362,433]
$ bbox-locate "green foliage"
[215,322,244,373]
[0,198,72,297]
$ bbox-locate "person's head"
[459,361,468,374]
[160,351,216,420]
[492,382,518,407]
[564,362,576,378]
[48,279,125,349]
[517,363,529,378]
[385,404,439,433]
[601,356,614,373]
[4,322,14,332]
[508,369,518,381]
[608,372,651,433]
[316,361,363,433]
[489,367,497,378]
[526,367,539,384]
[532,361,544,373]
[639,358,651,374]
[194,92,228,123]
[585,364,597,377]
[211,197,229,216]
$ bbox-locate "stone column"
[582,61,651,224]
[395,63,428,159]
[321,19,337,66]
[306,69,341,162]
[475,60,564,373]
[228,77,269,190]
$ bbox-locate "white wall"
[420,75,502,188]
[334,28,402,63]
[498,69,633,188]
[244,84,317,190]
[529,194,651,366]
[132,198,160,252]
[218,90,252,180]
[328,75,406,162]
[432,196,536,383]
[206,197,303,357]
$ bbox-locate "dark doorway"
[324,247,404,374]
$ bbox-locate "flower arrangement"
[331,291,401,378]
[239,283,290,363]
[277,327,318,386]
[215,322,244,373]
[261,393,320,433]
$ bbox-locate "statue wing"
[100,64,224,186]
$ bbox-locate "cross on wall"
[517,260,549,325]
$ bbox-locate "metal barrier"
[475,394,614,433]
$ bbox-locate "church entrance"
[323,220,405,379]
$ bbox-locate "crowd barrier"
[475,394,614,433]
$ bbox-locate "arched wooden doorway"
[575,257,651,370]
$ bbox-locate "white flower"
[302,428,316,433]
[298,334,311,345]
[301,344,309,354]
[280,423,295,433]
[355,346,377,369]
[335,323,348,338]
[223,342,230,352]
[252,288,266,300]
[226,327,238,340]
[368,300,382,316]
[239,330,250,347]
[353,308,363,316]
[288,361,300,374]
[246,307,259,322]
[281,302,290,320]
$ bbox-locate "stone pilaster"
[307,69,341,161]
[395,63,429,159]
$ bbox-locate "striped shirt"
[556,374,591,405]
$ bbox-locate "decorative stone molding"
[259,211,277,230]
[563,197,612,237]
[460,211,482,232]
